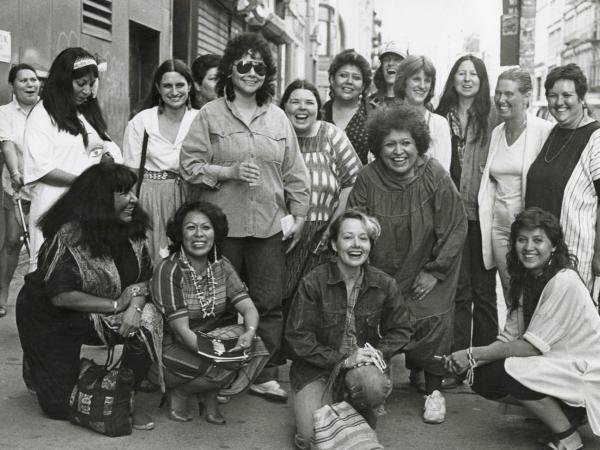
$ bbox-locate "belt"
[143,170,178,180]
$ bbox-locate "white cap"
[379,41,406,59]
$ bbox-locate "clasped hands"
[116,281,149,338]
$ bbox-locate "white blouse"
[122,106,200,172]
[425,110,452,172]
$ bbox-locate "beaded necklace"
[180,250,216,318]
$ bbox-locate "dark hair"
[8,63,38,84]
[191,54,221,85]
[393,55,436,105]
[544,63,588,100]
[41,47,108,147]
[328,49,372,96]
[38,163,149,258]
[367,104,431,158]
[215,32,277,106]
[506,207,578,309]
[279,79,322,120]
[142,59,199,110]
[328,209,381,251]
[166,201,229,262]
[435,55,491,142]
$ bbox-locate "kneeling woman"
[151,201,269,424]
[285,210,412,449]
[16,163,155,428]
[448,208,600,450]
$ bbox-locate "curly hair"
[140,59,199,112]
[545,63,588,100]
[506,207,578,310]
[166,201,229,262]
[328,208,381,250]
[367,104,431,158]
[215,32,277,106]
[328,49,372,97]
[38,163,150,258]
[435,55,491,143]
[393,55,436,105]
[41,47,108,147]
[8,63,38,84]
[279,79,322,120]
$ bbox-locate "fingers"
[285,237,300,253]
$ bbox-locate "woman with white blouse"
[123,59,200,263]
[23,48,122,271]
[393,55,452,171]
[479,68,553,297]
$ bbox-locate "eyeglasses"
[234,60,267,76]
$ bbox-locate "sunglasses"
[235,60,267,76]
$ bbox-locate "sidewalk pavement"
[0,259,597,449]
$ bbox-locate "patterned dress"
[283,121,362,300]
[322,99,371,165]
[526,121,600,289]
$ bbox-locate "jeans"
[223,233,285,382]
[453,220,498,350]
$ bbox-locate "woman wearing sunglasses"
[180,32,310,403]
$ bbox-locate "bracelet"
[465,347,477,387]
[10,170,20,178]
[130,286,148,297]
[112,300,118,313]
[246,326,256,333]
[134,305,143,314]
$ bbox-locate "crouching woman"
[285,210,412,449]
[447,207,600,450]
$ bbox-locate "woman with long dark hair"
[16,163,156,429]
[123,59,199,262]
[180,32,310,402]
[448,208,600,450]
[435,55,499,388]
[23,47,122,270]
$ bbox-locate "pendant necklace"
[543,114,585,164]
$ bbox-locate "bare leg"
[0,207,23,308]
[519,397,571,433]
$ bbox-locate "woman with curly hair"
[151,201,268,424]
[448,207,600,450]
[180,32,310,402]
[16,163,155,429]
[435,55,499,388]
[123,59,199,262]
[322,49,373,164]
[348,104,467,424]
[23,47,122,270]
[394,55,452,171]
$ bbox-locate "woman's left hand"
[230,330,255,352]
[284,217,306,254]
[410,271,438,301]
[118,304,142,338]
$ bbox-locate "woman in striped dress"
[525,64,600,290]
[280,79,362,304]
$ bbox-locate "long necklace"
[180,250,216,318]
[543,114,584,164]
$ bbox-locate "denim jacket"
[179,97,310,238]
[285,260,413,391]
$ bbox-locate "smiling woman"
[123,59,200,263]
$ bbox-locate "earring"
[213,245,218,262]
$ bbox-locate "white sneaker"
[547,431,583,450]
[249,380,288,402]
[423,390,446,424]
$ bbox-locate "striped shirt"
[151,253,250,329]
[298,121,362,222]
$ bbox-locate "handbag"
[135,130,149,197]
[68,347,135,437]
[196,324,251,371]
[312,401,384,450]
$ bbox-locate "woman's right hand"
[229,160,261,183]
[116,282,148,312]
[344,347,378,368]
[10,172,24,192]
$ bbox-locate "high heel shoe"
[161,390,192,422]
[198,394,226,425]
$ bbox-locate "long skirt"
[139,177,184,263]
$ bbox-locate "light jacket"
[478,114,554,269]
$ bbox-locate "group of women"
[2,30,600,450]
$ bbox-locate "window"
[318,5,334,56]
[82,0,113,41]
